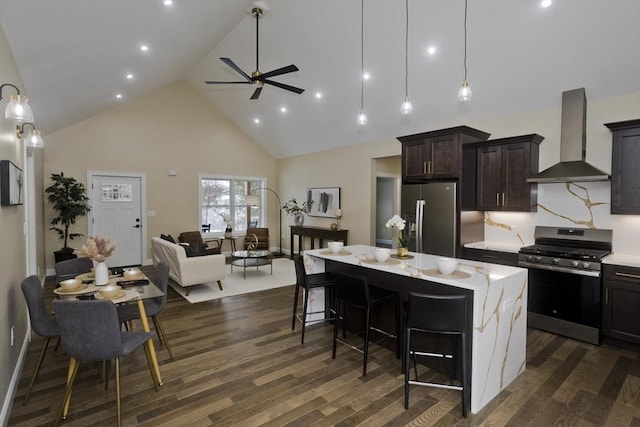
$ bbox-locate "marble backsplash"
[483,181,640,256]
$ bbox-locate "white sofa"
[151,237,225,296]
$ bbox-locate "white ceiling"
[1,0,639,159]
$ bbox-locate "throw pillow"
[184,242,208,257]
[160,234,176,243]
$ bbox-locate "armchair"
[244,227,270,251]
[178,231,221,255]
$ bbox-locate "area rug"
[168,257,295,303]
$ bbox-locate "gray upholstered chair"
[54,257,93,285]
[116,262,174,359]
[52,300,157,427]
[20,275,59,405]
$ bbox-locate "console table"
[289,226,348,259]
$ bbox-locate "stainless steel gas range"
[518,226,612,345]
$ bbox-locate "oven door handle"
[518,261,601,277]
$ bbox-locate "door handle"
[133,224,141,228]
[423,161,427,175]
[496,193,500,206]
[502,192,506,206]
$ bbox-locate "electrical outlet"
[10,326,14,347]
[502,299,512,313]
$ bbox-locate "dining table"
[53,270,165,410]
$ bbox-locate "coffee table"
[231,250,272,279]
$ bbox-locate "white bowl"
[328,241,343,254]
[59,278,82,291]
[123,269,143,280]
[98,285,121,298]
[373,248,390,263]
[436,257,458,275]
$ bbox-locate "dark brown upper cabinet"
[605,119,640,214]
[476,134,543,212]
[398,126,490,183]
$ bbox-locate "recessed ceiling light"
[253,118,260,124]
[280,107,287,113]
[163,0,173,6]
[315,92,323,99]
[115,93,123,99]
[126,73,134,80]
[363,72,371,80]
[140,44,149,52]
[427,46,437,55]
[541,0,552,7]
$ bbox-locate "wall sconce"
[1,83,34,122]
[16,123,44,148]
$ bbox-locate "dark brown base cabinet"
[602,264,640,344]
[605,119,640,214]
[462,247,518,267]
[476,134,543,212]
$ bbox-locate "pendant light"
[457,0,472,102]
[357,0,367,125]
[400,0,413,115]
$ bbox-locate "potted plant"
[46,172,91,263]
[283,198,312,226]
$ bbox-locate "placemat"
[361,258,402,266]
[420,269,472,279]
[94,289,138,303]
[53,283,96,295]
[319,250,352,256]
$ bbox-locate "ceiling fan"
[205,6,304,100]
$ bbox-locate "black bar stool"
[404,292,469,417]
[332,272,400,377]
[291,257,336,344]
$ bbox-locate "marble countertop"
[464,241,523,254]
[306,244,526,291]
[602,253,640,268]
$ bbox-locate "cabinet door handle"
[615,272,640,280]
[428,161,432,174]
[496,193,500,207]
[423,161,427,175]
[502,192,506,206]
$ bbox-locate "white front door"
[89,174,143,267]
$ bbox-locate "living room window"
[200,176,263,233]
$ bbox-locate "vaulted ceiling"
[1,0,639,158]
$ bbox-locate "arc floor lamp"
[246,187,282,256]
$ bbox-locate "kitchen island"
[303,244,527,414]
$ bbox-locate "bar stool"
[332,272,400,377]
[404,292,469,417]
[291,257,336,344]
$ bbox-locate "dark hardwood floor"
[8,269,640,426]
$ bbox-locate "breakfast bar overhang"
[303,244,528,414]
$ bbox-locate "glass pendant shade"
[5,94,34,121]
[400,96,413,115]
[357,110,368,126]
[24,129,44,148]
[458,80,472,102]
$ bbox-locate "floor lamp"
[246,188,283,256]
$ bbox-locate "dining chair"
[52,299,157,427]
[404,292,469,417]
[291,257,335,344]
[116,262,174,360]
[20,275,60,405]
[332,272,400,377]
[54,257,93,285]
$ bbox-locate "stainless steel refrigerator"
[401,182,458,257]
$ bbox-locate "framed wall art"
[1,160,24,206]
[306,187,340,218]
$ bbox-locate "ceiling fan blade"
[262,79,305,95]
[205,81,251,85]
[250,87,263,100]
[220,57,251,81]
[255,64,300,80]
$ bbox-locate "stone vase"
[294,213,305,226]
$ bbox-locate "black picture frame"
[306,187,340,218]
[1,160,24,206]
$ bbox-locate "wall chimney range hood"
[527,88,610,183]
